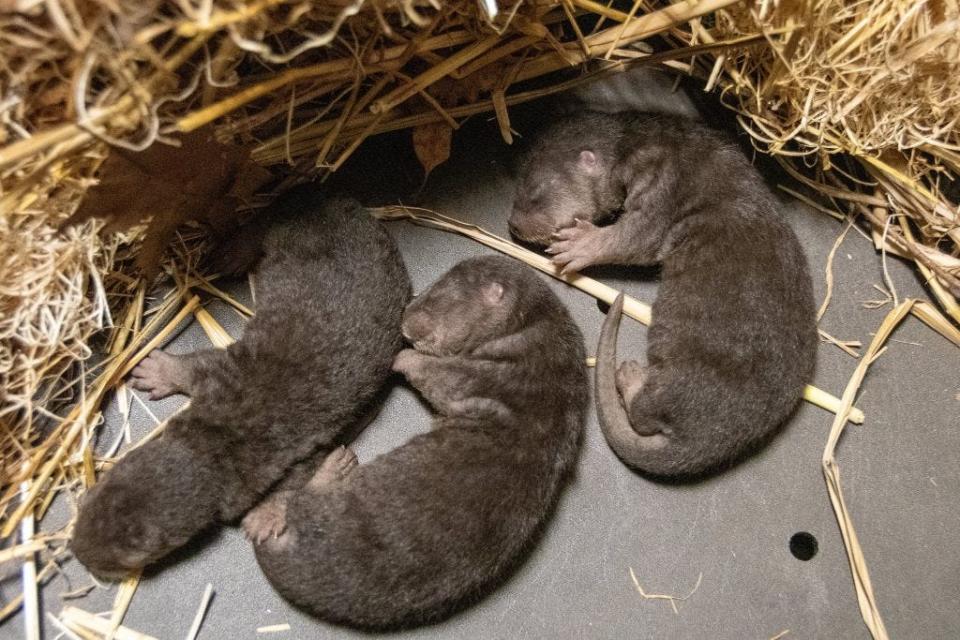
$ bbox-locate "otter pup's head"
[401,255,544,356]
[71,437,218,578]
[509,113,625,245]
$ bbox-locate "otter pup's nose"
[507,217,525,240]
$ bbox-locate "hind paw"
[129,351,185,400]
[615,360,647,409]
[243,492,291,545]
[306,446,358,491]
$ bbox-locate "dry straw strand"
[628,567,703,615]
[0,563,57,624]
[821,300,922,640]
[185,583,215,640]
[60,606,158,640]
[107,571,142,638]
[18,478,41,640]
[256,623,291,633]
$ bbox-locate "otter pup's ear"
[483,282,504,305]
[578,150,600,175]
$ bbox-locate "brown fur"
[71,190,411,576]
[249,256,589,629]
[510,111,817,477]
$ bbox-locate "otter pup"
[509,110,816,477]
[245,255,588,629]
[71,190,411,577]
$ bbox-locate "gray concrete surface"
[3,97,959,640]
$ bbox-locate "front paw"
[547,219,603,274]
[129,351,183,400]
[392,348,421,376]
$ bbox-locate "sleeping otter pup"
[509,110,816,477]
[71,190,411,577]
[246,255,588,629]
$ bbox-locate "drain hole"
[789,532,818,561]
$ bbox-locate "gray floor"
[4,90,960,640]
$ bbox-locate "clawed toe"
[325,446,358,477]
[242,495,290,545]
[305,446,359,491]
[127,351,182,400]
[545,219,604,274]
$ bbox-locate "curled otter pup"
[510,110,816,477]
[247,255,588,629]
[71,190,411,577]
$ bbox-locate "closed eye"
[526,188,545,208]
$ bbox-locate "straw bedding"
[0,0,957,637]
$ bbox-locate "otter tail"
[596,294,677,474]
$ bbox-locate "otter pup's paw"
[547,219,604,274]
[243,492,291,544]
[615,360,647,410]
[306,446,358,491]
[129,351,185,400]
[391,348,422,376]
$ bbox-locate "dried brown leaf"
[412,122,453,180]
[65,128,272,276]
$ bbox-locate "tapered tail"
[595,294,670,469]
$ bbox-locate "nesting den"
[1,1,958,638]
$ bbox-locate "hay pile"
[0,0,743,520]
[0,0,958,637]
[704,0,960,319]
